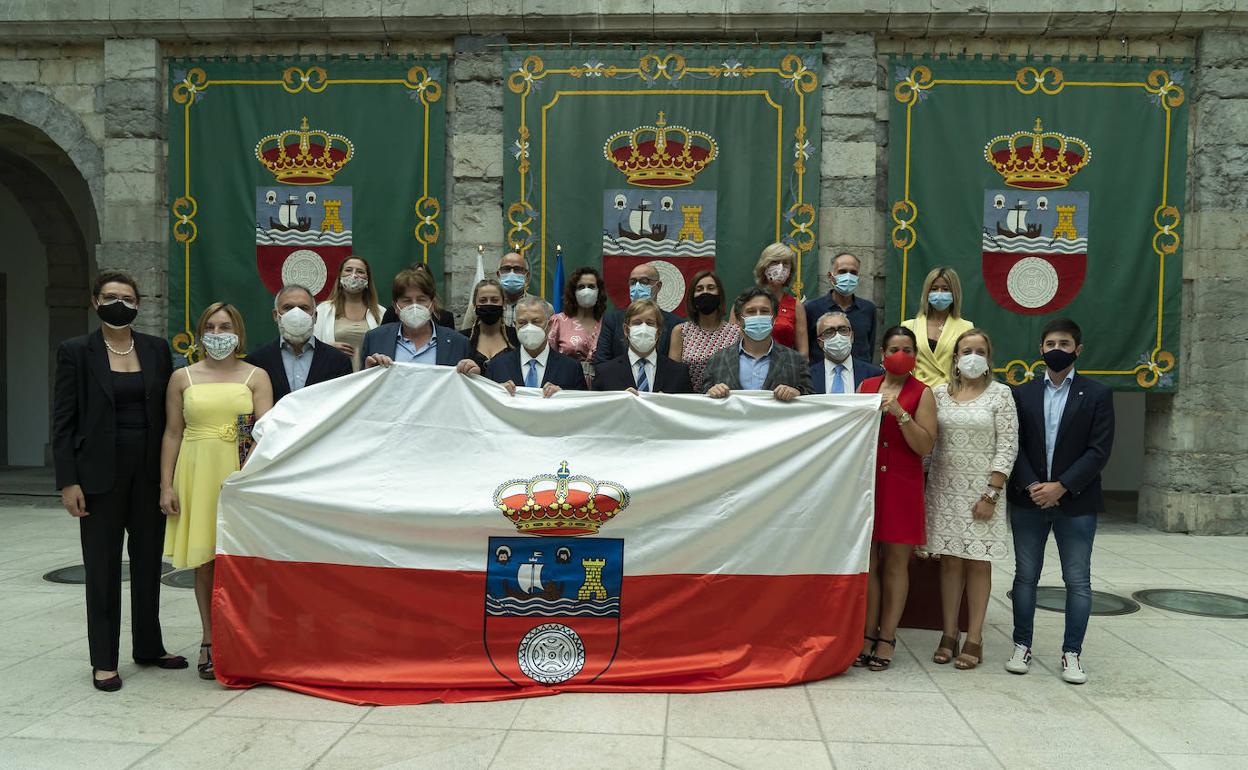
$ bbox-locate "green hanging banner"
[503,47,821,314]
[167,57,446,358]
[886,57,1189,391]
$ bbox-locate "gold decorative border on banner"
[507,52,817,297]
[891,64,1184,388]
[169,63,442,355]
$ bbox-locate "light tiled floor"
[1,501,1247,769]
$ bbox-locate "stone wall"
[1,7,1246,531]
[1140,29,1248,534]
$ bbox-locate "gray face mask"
[201,332,239,360]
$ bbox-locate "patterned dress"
[681,320,742,393]
[925,380,1020,561]
[547,313,602,363]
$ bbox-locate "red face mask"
[883,350,916,375]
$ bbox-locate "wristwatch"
[982,486,1002,503]
[896,411,912,424]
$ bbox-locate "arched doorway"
[0,117,98,467]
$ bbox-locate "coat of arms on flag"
[601,112,718,314]
[254,117,354,300]
[981,118,1091,315]
[485,462,629,686]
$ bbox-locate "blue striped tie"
[636,359,649,392]
[525,359,539,388]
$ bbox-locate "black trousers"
[79,430,167,669]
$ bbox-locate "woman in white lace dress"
[926,328,1018,670]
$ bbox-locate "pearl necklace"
[104,337,135,356]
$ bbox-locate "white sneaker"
[1061,652,1088,684]
[1005,643,1032,674]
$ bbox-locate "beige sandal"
[954,640,983,670]
[932,634,960,665]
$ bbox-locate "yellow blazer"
[901,315,975,387]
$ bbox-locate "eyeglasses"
[100,294,138,308]
[818,326,852,339]
[629,278,656,287]
[498,266,527,275]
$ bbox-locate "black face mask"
[1042,348,1078,373]
[476,304,504,325]
[692,292,720,315]
[96,299,138,329]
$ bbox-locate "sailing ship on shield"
[269,194,313,232]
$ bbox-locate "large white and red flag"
[214,364,880,704]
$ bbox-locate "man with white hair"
[487,296,587,396]
[245,284,353,402]
[809,310,882,394]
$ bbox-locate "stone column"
[1139,30,1248,534]
[99,38,166,337]
[818,33,881,313]
[444,36,505,320]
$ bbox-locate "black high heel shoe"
[197,644,215,680]
[853,635,879,668]
[135,654,189,669]
[92,669,122,692]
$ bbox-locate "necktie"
[525,359,539,388]
[832,364,846,394]
[636,359,649,392]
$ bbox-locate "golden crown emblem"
[255,116,354,185]
[494,462,630,537]
[984,118,1091,190]
[603,112,718,188]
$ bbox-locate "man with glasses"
[591,263,683,365]
[496,251,539,328]
[810,310,882,394]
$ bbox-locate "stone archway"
[0,119,98,466]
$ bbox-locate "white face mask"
[398,303,432,330]
[575,287,599,308]
[201,332,239,361]
[627,322,657,354]
[340,274,368,293]
[958,352,990,379]
[516,322,547,351]
[278,308,314,344]
[765,263,790,284]
[822,333,852,362]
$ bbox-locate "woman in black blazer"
[52,270,187,692]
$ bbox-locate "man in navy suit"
[246,284,353,402]
[803,251,876,363]
[360,268,479,375]
[593,300,694,394]
[487,296,586,396]
[1005,318,1114,685]
[592,263,683,365]
[808,310,882,394]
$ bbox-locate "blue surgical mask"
[499,272,526,294]
[834,273,859,295]
[629,282,653,302]
[742,315,774,341]
[928,291,954,311]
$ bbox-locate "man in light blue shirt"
[1043,365,1076,477]
[394,326,437,365]
[702,288,811,400]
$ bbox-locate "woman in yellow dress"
[902,266,975,387]
[160,303,273,680]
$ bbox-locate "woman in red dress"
[855,325,937,670]
[740,242,808,357]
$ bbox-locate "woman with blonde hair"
[925,328,1018,670]
[741,242,808,357]
[313,255,385,370]
[160,303,273,680]
[902,266,974,386]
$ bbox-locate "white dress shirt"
[823,356,855,395]
[627,348,659,391]
[519,345,551,386]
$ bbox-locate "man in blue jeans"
[1006,318,1114,684]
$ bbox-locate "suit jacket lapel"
[1056,374,1085,443]
[272,345,292,397]
[87,330,114,404]
[136,334,156,398]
